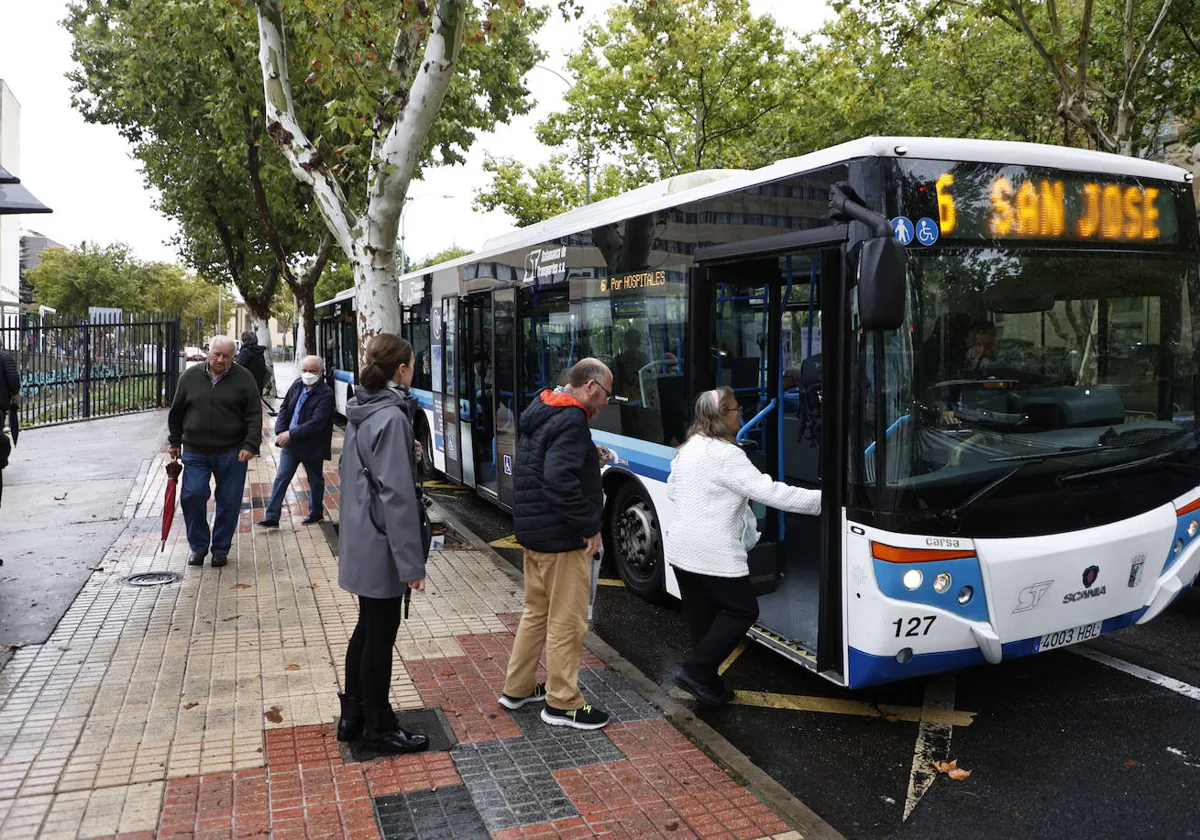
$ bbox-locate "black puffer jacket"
[514,389,603,553]
[236,343,268,394]
[0,349,19,412]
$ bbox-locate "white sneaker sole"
[540,708,609,730]
[497,694,545,710]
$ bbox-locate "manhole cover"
[124,571,183,587]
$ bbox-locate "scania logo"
[1082,565,1099,587]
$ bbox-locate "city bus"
[318,136,1200,688]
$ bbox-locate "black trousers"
[674,567,759,685]
[344,594,402,710]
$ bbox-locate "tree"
[66,0,339,356]
[26,243,220,337]
[252,0,548,349]
[986,0,1200,155]
[412,245,473,270]
[473,153,627,226]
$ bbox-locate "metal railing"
[1,312,181,428]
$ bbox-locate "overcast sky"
[0,0,832,271]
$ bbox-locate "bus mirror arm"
[829,183,907,331]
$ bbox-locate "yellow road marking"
[488,535,523,550]
[717,640,748,676]
[729,690,976,727]
[597,578,625,588]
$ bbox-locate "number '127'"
[893,616,936,637]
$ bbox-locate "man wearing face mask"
[259,355,335,527]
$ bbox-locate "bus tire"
[418,421,435,480]
[610,481,666,603]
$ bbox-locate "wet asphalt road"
[433,486,1200,839]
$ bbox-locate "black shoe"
[337,693,364,742]
[712,676,735,704]
[188,550,207,566]
[210,553,228,568]
[257,518,279,528]
[498,682,546,710]
[540,704,609,730]
[673,670,723,707]
[301,514,324,525]
[361,707,430,755]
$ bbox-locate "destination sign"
[900,161,1181,246]
[600,270,667,293]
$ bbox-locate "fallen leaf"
[664,820,680,832]
[264,705,284,723]
[931,759,972,780]
[441,669,456,677]
[54,492,68,501]
[232,583,251,590]
[309,583,320,589]
[183,702,199,710]
[1123,759,1141,768]
[285,664,301,671]
[222,616,241,622]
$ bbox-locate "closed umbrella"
[7,405,17,447]
[160,458,182,552]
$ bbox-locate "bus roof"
[365,136,1185,291]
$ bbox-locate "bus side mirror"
[858,236,906,331]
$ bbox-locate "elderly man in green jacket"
[168,335,261,568]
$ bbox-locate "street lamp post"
[400,193,455,273]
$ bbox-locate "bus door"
[440,295,463,483]
[492,288,518,509]
[694,238,847,676]
[462,292,500,501]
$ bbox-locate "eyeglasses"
[721,405,744,414]
[591,379,614,401]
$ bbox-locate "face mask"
[300,372,320,386]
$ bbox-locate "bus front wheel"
[611,482,666,603]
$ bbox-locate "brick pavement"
[0,417,808,840]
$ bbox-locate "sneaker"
[498,682,547,710]
[257,518,279,528]
[541,704,609,730]
[188,550,207,567]
[210,553,228,568]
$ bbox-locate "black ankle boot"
[337,693,364,742]
[361,707,430,755]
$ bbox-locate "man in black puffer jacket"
[236,330,269,395]
[500,358,613,731]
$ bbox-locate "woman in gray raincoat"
[336,333,429,755]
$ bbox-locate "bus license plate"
[1035,620,1103,653]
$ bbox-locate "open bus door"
[440,295,463,483]
[693,232,848,680]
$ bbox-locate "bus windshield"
[861,247,1200,536]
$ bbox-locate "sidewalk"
[0,398,833,840]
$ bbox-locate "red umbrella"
[161,459,182,552]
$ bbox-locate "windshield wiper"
[940,460,1040,525]
[1059,449,1200,483]
[988,445,1115,464]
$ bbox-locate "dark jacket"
[514,389,603,553]
[275,378,335,462]
[236,343,269,394]
[168,363,263,455]
[0,349,19,413]
[339,385,424,598]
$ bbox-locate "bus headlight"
[903,569,923,590]
[933,572,952,593]
[957,585,973,605]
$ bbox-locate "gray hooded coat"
[338,385,425,598]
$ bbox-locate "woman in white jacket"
[665,386,821,707]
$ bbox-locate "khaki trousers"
[503,547,590,710]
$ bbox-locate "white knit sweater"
[664,435,822,578]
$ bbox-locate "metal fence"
[0,312,182,428]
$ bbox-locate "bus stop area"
[0,365,837,840]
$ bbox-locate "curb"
[430,500,844,840]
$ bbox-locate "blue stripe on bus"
[410,388,435,413]
[872,556,988,622]
[333,369,354,383]
[591,430,675,484]
[846,605,1151,688]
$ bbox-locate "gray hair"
[563,357,610,389]
[686,385,736,442]
[300,355,323,371]
[209,335,236,353]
